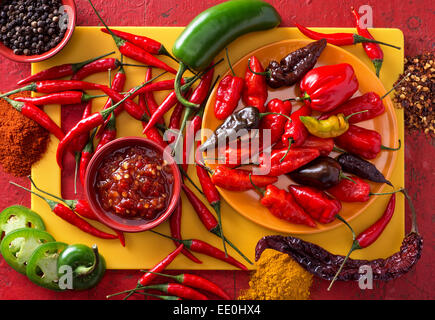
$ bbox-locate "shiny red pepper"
[260,98,293,145]
[282,103,311,148]
[318,92,385,123]
[70,58,121,81]
[288,185,342,224]
[297,63,359,113]
[334,124,401,160]
[214,74,244,120]
[14,91,103,106]
[327,176,371,202]
[242,56,268,112]
[210,165,277,191]
[258,147,320,177]
[259,184,316,227]
[299,135,334,156]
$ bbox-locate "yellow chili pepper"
[300,110,368,138]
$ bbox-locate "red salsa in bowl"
[84,137,181,232]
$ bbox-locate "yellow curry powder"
[238,249,313,300]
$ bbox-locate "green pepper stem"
[381,139,401,151]
[74,152,80,195]
[401,189,418,234]
[28,175,73,207]
[248,58,270,77]
[333,146,346,153]
[75,244,100,277]
[225,47,236,77]
[287,92,311,103]
[353,34,401,50]
[344,110,369,121]
[174,63,200,109]
[370,187,404,196]
[211,201,227,257]
[219,231,253,265]
[0,83,36,98]
[249,173,265,196]
[259,111,292,123]
[279,138,293,163]
[9,181,58,210]
[340,173,357,184]
[179,166,204,196]
[381,73,411,100]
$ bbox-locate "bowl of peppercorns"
[0,0,76,63]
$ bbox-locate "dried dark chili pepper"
[214,49,244,120]
[327,176,401,202]
[88,0,177,74]
[249,175,316,228]
[351,7,383,77]
[255,189,422,284]
[294,22,401,49]
[242,56,268,112]
[252,39,327,88]
[16,51,115,85]
[288,156,354,190]
[1,97,64,141]
[14,91,106,106]
[334,124,401,160]
[337,153,392,186]
[10,183,118,240]
[288,185,342,224]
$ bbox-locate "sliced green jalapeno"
[0,205,45,239]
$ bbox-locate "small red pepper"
[288,185,342,224]
[79,130,96,187]
[298,135,334,156]
[351,7,384,77]
[281,103,311,158]
[142,68,165,125]
[258,147,320,177]
[296,63,359,113]
[209,165,278,191]
[242,56,268,112]
[214,49,244,120]
[70,58,121,81]
[14,91,105,106]
[2,97,64,141]
[16,51,115,85]
[142,283,208,300]
[95,113,116,152]
[334,124,401,160]
[260,98,293,145]
[69,100,93,154]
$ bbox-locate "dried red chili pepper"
[16,51,115,85]
[260,98,293,145]
[288,185,342,224]
[14,91,105,106]
[291,63,359,113]
[327,175,401,202]
[143,271,231,300]
[10,182,118,240]
[168,200,202,264]
[1,97,64,141]
[88,0,177,74]
[256,189,422,284]
[70,58,121,81]
[258,147,320,177]
[294,22,401,49]
[249,176,316,228]
[334,124,401,160]
[351,7,383,77]
[242,56,268,112]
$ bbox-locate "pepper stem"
[219,232,253,265]
[0,83,36,98]
[401,189,418,234]
[9,181,57,210]
[74,152,80,195]
[344,110,369,121]
[211,201,228,257]
[370,187,404,196]
[353,34,401,49]
[249,173,265,196]
[174,63,200,109]
[75,244,100,277]
[179,166,204,195]
[340,173,357,184]
[373,59,383,78]
[380,73,411,100]
[225,47,236,77]
[259,112,292,123]
[247,58,270,77]
[333,146,346,153]
[27,175,75,208]
[287,92,311,103]
[381,139,401,151]
[279,138,293,163]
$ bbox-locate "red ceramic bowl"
[0,0,76,63]
[84,137,181,233]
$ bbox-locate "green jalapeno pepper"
[0,205,45,237]
[0,228,55,274]
[57,244,106,291]
[172,0,281,108]
[26,241,68,291]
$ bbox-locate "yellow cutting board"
[31,26,404,270]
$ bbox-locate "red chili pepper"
[70,58,121,81]
[221,140,259,169]
[79,131,95,187]
[100,28,175,61]
[138,244,184,286]
[143,283,208,300]
[95,113,116,152]
[142,90,179,134]
[260,98,293,145]
[2,97,64,141]
[16,51,115,85]
[351,8,384,77]
[142,271,231,300]
[318,92,385,123]
[88,0,177,74]
[251,180,316,227]
[168,200,202,264]
[69,101,94,154]
[210,165,278,191]
[14,91,104,106]
[144,126,168,149]
[296,63,359,113]
[281,103,311,153]
[142,68,164,125]
[242,56,268,112]
[288,185,342,224]
[10,183,118,240]
[334,124,401,160]
[258,147,320,177]
[328,193,397,290]
[0,80,103,98]
[294,22,401,49]
[299,135,334,156]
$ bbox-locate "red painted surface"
[0,0,434,300]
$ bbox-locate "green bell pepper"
[0,205,45,237]
[26,241,68,291]
[57,244,106,291]
[0,228,55,274]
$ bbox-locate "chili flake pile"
[393,52,434,137]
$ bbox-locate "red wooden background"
[0,0,433,300]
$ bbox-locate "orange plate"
[202,39,399,234]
